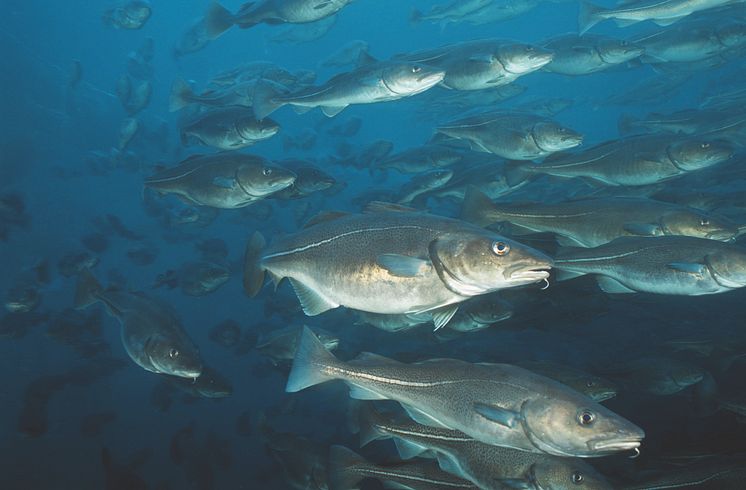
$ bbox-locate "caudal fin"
[252,79,286,120]
[461,185,497,227]
[75,269,102,309]
[328,445,368,490]
[204,2,234,39]
[169,78,194,112]
[242,231,266,297]
[504,160,533,188]
[285,326,339,393]
[357,403,390,447]
[578,1,605,35]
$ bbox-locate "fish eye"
[492,241,510,256]
[262,167,272,176]
[586,380,596,388]
[700,218,710,226]
[578,410,595,426]
[169,348,179,358]
[572,471,584,484]
[700,143,710,149]
[411,66,421,73]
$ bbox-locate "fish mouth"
[593,391,617,402]
[510,268,551,283]
[587,436,643,452]
[706,230,738,241]
[419,70,447,87]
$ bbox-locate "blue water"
[1,1,745,488]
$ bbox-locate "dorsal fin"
[303,210,350,228]
[356,50,378,67]
[364,201,420,214]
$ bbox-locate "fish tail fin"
[285,326,339,393]
[461,185,497,227]
[204,2,234,39]
[578,1,605,35]
[504,160,532,187]
[168,78,193,112]
[242,231,266,297]
[74,269,102,309]
[252,80,286,120]
[409,9,423,24]
[357,403,389,447]
[328,445,367,490]
[617,113,638,135]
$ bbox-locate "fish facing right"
[286,326,645,458]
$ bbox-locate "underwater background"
[2,0,746,488]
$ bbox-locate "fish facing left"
[74,270,203,379]
[285,326,645,457]
[243,204,553,329]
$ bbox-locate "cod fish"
[144,153,295,209]
[377,144,466,174]
[180,106,279,150]
[74,270,202,379]
[252,57,445,119]
[555,236,746,295]
[600,357,705,395]
[462,187,739,247]
[243,204,552,328]
[543,34,644,75]
[287,327,644,457]
[102,0,151,30]
[518,361,619,402]
[397,169,454,205]
[508,134,734,186]
[579,0,745,34]
[329,445,478,490]
[396,39,553,90]
[437,111,582,161]
[359,406,614,489]
[632,19,746,64]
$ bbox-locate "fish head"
[522,396,644,457]
[382,63,445,96]
[296,167,337,193]
[661,210,739,242]
[197,263,231,289]
[237,116,280,141]
[532,122,583,153]
[236,163,296,197]
[498,43,553,74]
[429,231,553,296]
[717,21,746,48]
[468,298,513,325]
[668,139,734,171]
[532,459,613,490]
[145,334,203,379]
[597,39,644,64]
[666,362,705,388]
[195,369,233,398]
[420,169,454,189]
[578,376,619,403]
[707,250,746,289]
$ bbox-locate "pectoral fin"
[623,223,662,236]
[473,402,521,428]
[377,254,431,277]
[212,176,236,189]
[667,262,707,276]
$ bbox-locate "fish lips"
[587,434,643,453]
